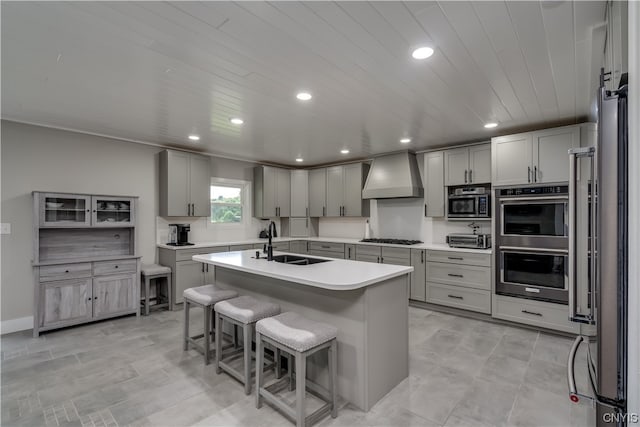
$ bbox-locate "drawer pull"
[447,294,464,300]
[321,245,331,249]
[65,270,69,273]
[114,265,119,269]
[522,309,542,317]
[448,257,464,260]
[448,273,464,278]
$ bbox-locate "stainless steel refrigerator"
[567,68,629,425]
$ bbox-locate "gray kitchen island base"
[213,267,409,411]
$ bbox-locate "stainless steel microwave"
[447,188,491,219]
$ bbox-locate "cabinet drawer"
[356,254,380,263]
[176,246,229,261]
[426,262,491,290]
[383,257,411,266]
[272,242,290,251]
[93,259,137,276]
[427,282,491,314]
[356,245,381,257]
[493,295,579,333]
[382,247,411,259]
[39,263,92,282]
[426,250,491,267]
[308,241,344,254]
[307,249,343,259]
[229,244,254,251]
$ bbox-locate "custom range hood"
[362,151,424,199]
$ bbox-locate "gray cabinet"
[410,249,426,302]
[308,168,327,217]
[254,166,291,218]
[324,163,370,217]
[345,244,356,260]
[355,245,410,265]
[444,143,491,186]
[424,151,445,217]
[40,278,93,328]
[92,274,137,318]
[290,170,309,217]
[159,150,210,217]
[492,125,581,186]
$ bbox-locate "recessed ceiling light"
[412,46,434,60]
[340,149,350,154]
[295,157,304,162]
[400,137,412,144]
[484,122,498,129]
[188,135,200,141]
[296,92,312,101]
[230,117,244,125]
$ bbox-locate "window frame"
[209,178,249,227]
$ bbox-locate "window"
[210,183,243,224]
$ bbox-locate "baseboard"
[1,316,33,335]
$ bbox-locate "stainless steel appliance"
[359,238,422,245]
[495,185,569,304]
[446,233,491,249]
[447,187,490,219]
[567,70,628,424]
[167,223,193,246]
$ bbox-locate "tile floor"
[1,307,594,427]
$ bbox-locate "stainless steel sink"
[271,254,331,265]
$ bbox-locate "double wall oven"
[495,185,569,304]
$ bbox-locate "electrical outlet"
[0,223,11,235]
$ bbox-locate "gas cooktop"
[360,238,423,245]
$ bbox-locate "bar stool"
[183,284,238,365]
[255,312,338,427]
[214,296,280,394]
[140,264,172,316]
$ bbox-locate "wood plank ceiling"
[1,1,606,166]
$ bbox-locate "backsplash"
[156,216,278,244]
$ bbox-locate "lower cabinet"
[425,250,491,314]
[35,258,140,336]
[492,294,579,333]
[174,261,206,304]
[290,240,309,254]
[410,249,426,302]
[345,244,355,260]
[307,241,345,259]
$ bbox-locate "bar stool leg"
[167,275,173,311]
[203,305,211,365]
[255,332,264,409]
[295,351,306,427]
[183,300,190,351]
[215,313,223,374]
[330,340,337,418]
[243,323,252,395]
[275,347,282,379]
[144,276,151,316]
[288,353,294,391]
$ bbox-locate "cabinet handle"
[448,294,464,300]
[469,170,473,183]
[321,245,331,249]
[306,218,308,228]
[421,251,424,263]
[424,204,427,216]
[202,264,205,273]
[348,247,351,258]
[323,206,326,216]
[65,270,69,273]
[528,166,531,183]
[534,166,538,182]
[377,256,380,263]
[86,209,90,213]
[464,170,468,183]
[93,209,96,213]
[306,207,308,217]
[94,297,98,300]
[206,265,209,273]
[448,273,463,278]
[380,257,384,263]
[114,265,119,269]
[522,309,542,317]
[87,298,92,301]
[448,256,464,260]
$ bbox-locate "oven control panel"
[499,185,568,196]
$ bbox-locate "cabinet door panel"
[424,151,445,217]
[93,274,136,317]
[262,167,278,217]
[533,126,579,184]
[189,154,211,217]
[410,250,426,301]
[276,168,291,217]
[444,147,469,186]
[468,144,491,184]
[325,166,343,217]
[343,163,363,217]
[309,169,327,217]
[92,196,135,227]
[492,133,533,186]
[41,278,92,327]
[166,151,190,216]
[345,244,356,260]
[290,170,309,217]
[174,261,205,304]
[40,193,92,227]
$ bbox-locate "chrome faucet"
[267,221,276,261]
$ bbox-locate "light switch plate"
[0,223,11,235]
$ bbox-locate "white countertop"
[193,250,414,290]
[158,237,492,254]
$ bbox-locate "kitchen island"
[192,250,413,411]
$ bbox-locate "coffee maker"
[167,224,193,246]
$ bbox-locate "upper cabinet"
[444,143,491,186]
[39,193,135,228]
[492,125,582,186]
[308,168,327,217]
[159,150,210,217]
[254,166,291,218]
[423,151,445,217]
[325,163,370,217]
[290,169,309,217]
